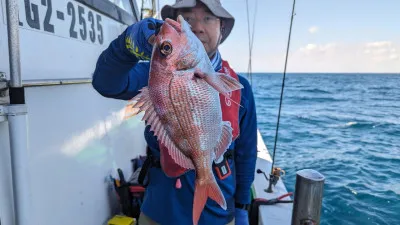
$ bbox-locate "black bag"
[113,156,147,219]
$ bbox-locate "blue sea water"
[245,73,400,225]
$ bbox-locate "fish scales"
[169,74,222,153]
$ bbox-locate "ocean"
[245,73,400,225]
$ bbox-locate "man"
[92,0,257,224]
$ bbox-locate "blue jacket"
[92,29,258,225]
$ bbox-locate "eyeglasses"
[182,15,220,26]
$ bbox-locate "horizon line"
[237,72,400,74]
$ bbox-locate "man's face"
[176,3,222,58]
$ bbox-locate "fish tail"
[193,177,227,225]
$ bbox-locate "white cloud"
[362,41,399,62]
[299,43,336,54]
[365,41,391,48]
[300,44,317,51]
[389,54,398,60]
[308,26,319,34]
[285,41,400,72]
[220,40,400,73]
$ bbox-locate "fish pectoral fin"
[194,69,243,92]
[194,70,244,107]
[214,121,233,161]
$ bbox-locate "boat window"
[105,0,135,16]
[77,0,139,25]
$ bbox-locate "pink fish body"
[125,15,243,225]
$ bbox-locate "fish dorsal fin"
[124,87,195,170]
[214,121,233,161]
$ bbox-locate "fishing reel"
[266,167,285,193]
[256,167,285,193]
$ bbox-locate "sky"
[136,0,400,73]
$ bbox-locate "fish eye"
[160,41,173,56]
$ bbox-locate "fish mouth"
[164,17,182,33]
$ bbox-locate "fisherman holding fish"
[92,0,257,224]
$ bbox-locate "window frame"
[75,0,140,25]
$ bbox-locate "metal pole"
[6,1,31,225]
[8,105,30,225]
[6,0,22,87]
[291,169,325,225]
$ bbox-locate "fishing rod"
[245,0,252,84]
[245,0,258,86]
[266,0,297,193]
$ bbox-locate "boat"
[0,0,321,224]
[1,0,147,224]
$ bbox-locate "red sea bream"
[124,15,243,225]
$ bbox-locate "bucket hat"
[160,0,235,44]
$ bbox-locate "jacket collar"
[210,50,222,72]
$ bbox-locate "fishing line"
[250,0,258,57]
[269,0,297,176]
[245,0,258,86]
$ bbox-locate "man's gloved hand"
[125,18,164,60]
[235,208,249,225]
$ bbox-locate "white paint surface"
[0,0,147,224]
[253,130,294,225]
